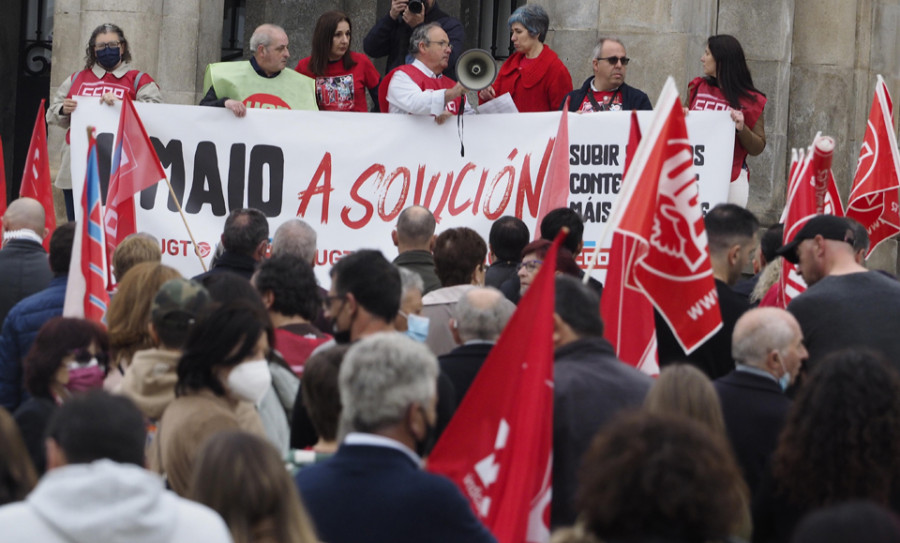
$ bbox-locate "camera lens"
[408,0,424,14]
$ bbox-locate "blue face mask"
[777,357,791,392]
[403,313,430,343]
[96,47,121,70]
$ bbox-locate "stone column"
[718,0,795,224]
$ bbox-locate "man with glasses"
[200,24,317,117]
[563,37,652,112]
[380,23,471,124]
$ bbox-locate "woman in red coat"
[478,4,572,112]
[295,11,380,112]
[688,34,767,207]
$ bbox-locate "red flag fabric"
[105,96,167,287]
[599,78,721,354]
[63,129,109,325]
[19,99,56,250]
[847,75,900,257]
[600,110,659,374]
[0,136,7,217]
[534,101,570,237]
[427,232,562,543]
[778,135,839,307]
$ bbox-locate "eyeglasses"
[517,260,543,273]
[94,40,122,50]
[428,40,452,49]
[596,56,630,66]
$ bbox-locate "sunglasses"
[597,56,630,66]
[67,348,109,367]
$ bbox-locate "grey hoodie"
[0,460,232,543]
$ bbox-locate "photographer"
[364,0,464,86]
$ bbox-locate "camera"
[408,0,425,14]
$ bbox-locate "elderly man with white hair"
[714,307,807,496]
[439,287,514,405]
[295,333,496,543]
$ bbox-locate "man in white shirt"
[380,23,470,124]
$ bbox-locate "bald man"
[714,307,807,495]
[0,198,53,325]
[391,205,441,294]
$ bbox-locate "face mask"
[96,47,121,70]
[332,302,353,345]
[403,313,430,343]
[66,363,105,393]
[777,356,791,392]
[415,406,437,458]
[227,359,271,404]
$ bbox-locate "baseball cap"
[775,215,854,264]
[151,278,212,328]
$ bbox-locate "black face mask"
[96,47,121,70]
[331,300,352,345]
[415,406,437,458]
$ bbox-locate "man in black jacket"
[0,198,52,326]
[364,0,464,84]
[563,37,651,112]
[551,276,652,528]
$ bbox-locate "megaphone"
[456,49,497,91]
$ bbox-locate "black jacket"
[562,77,652,111]
[0,239,53,327]
[363,1,464,83]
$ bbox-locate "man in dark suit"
[0,198,52,327]
[551,276,653,528]
[438,287,514,405]
[295,333,496,543]
[714,307,807,496]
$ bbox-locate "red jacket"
[488,45,572,113]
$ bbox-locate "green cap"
[151,278,212,327]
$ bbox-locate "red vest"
[65,69,155,143]
[378,64,461,114]
[688,77,767,181]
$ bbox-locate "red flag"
[534,100,570,237]
[427,232,562,543]
[778,135,839,307]
[0,136,7,217]
[596,78,721,354]
[105,95,166,287]
[847,75,900,257]
[600,110,659,374]
[19,99,56,250]
[63,128,109,325]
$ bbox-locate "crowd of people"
[8,2,895,542]
[1,193,899,542]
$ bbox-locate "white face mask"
[226,359,271,405]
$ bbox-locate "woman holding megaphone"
[478,4,572,112]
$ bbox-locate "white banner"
[70,99,732,286]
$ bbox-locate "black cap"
[776,215,854,264]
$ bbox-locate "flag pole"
[162,176,208,272]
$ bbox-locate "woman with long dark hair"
[688,34,767,207]
[154,299,271,496]
[753,349,900,542]
[295,11,380,112]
